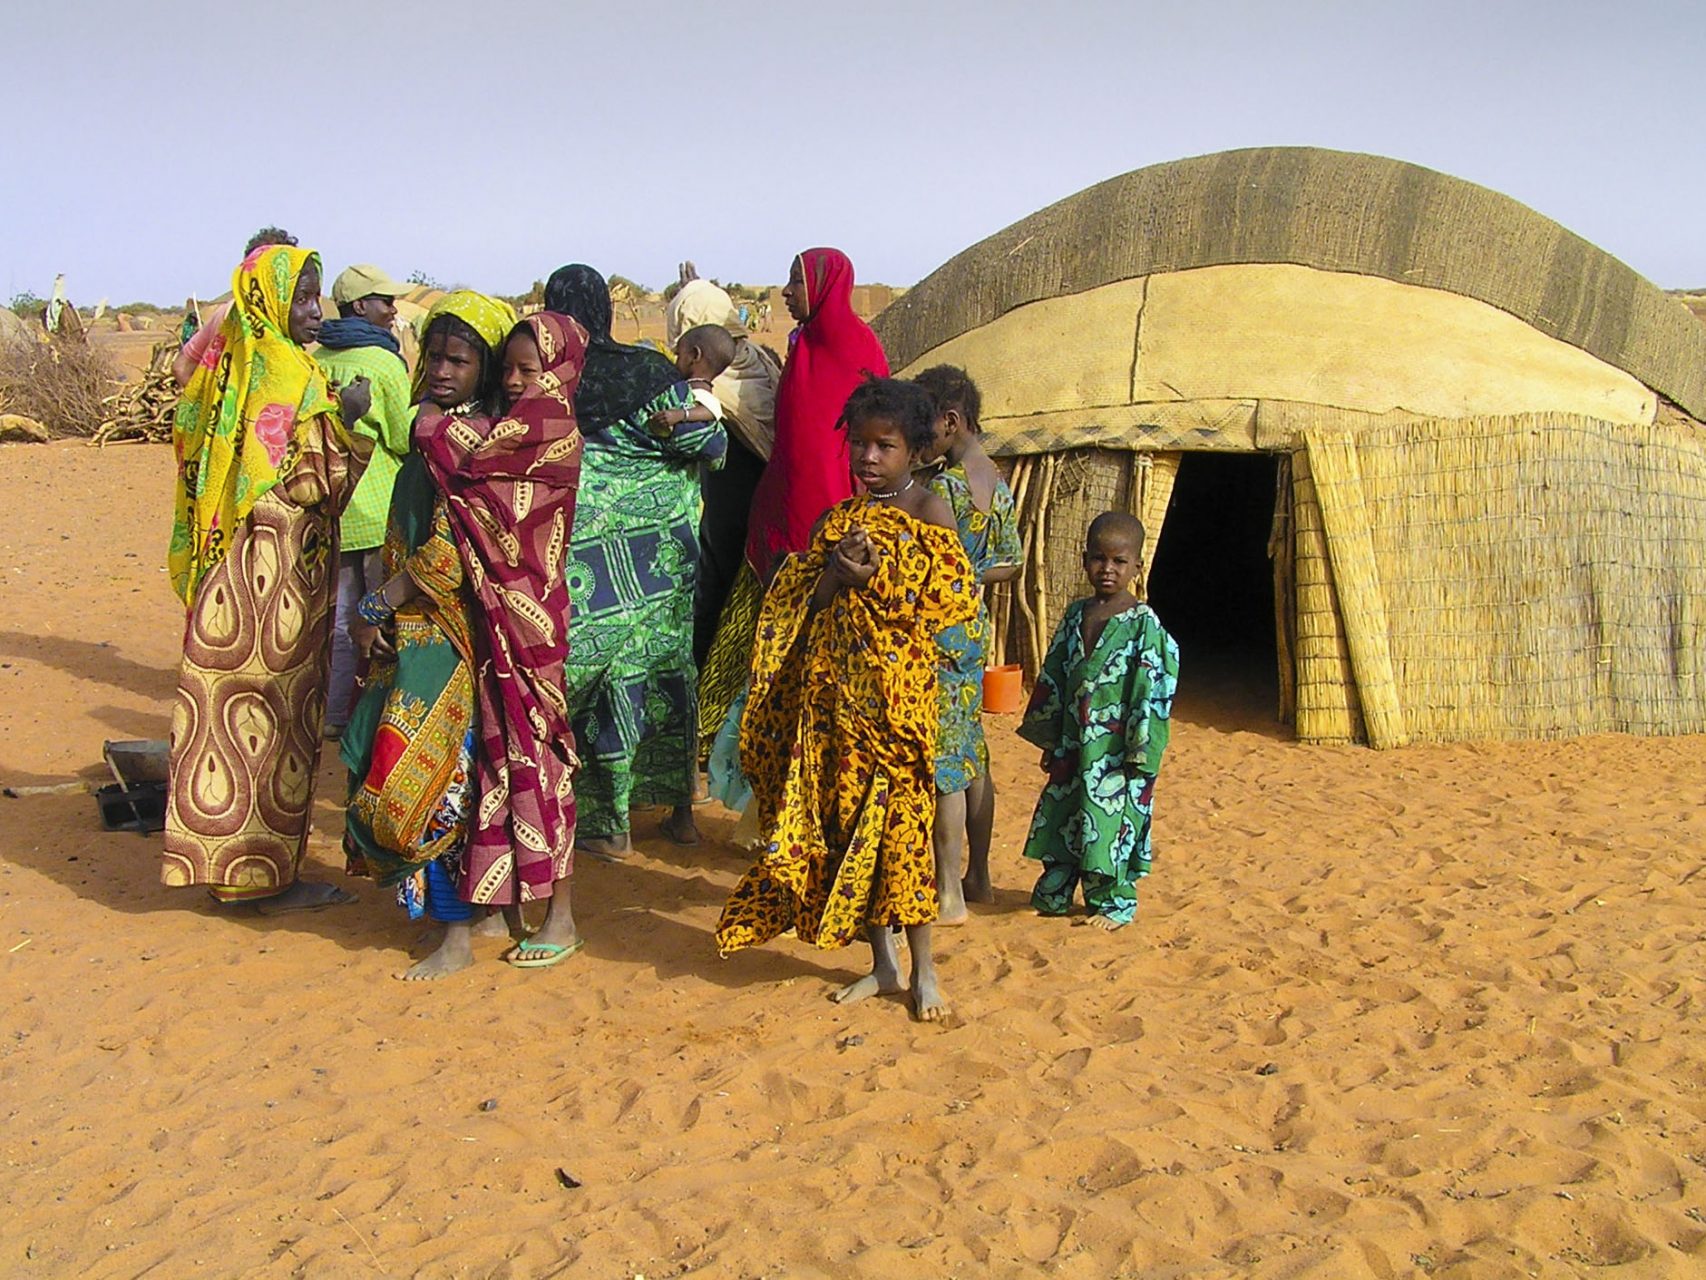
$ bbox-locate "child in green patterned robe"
[1018,511,1179,929]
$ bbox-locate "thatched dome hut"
[875,146,1706,746]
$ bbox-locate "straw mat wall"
[1302,414,1706,744]
[989,450,1177,682]
[875,148,1706,421]
[1292,448,1367,744]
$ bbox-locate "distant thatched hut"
[874,146,1706,746]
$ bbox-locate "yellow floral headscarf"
[410,290,518,402]
[168,245,337,603]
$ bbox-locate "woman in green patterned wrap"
[545,264,728,859]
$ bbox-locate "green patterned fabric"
[1018,600,1178,924]
[564,386,727,836]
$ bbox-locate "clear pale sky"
[5,0,1703,306]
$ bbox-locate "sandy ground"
[2,440,1705,1279]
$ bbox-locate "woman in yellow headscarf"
[162,244,374,913]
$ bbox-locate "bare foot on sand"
[832,928,903,1004]
[253,881,357,916]
[911,969,951,1022]
[576,833,632,863]
[961,870,995,905]
[1082,914,1128,932]
[400,922,473,980]
[660,805,700,846]
[831,971,904,1004]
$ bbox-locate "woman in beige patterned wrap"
[162,245,371,913]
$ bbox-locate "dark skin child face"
[423,331,482,409]
[781,257,809,323]
[500,331,543,406]
[287,262,322,346]
[1084,533,1140,600]
[847,414,916,494]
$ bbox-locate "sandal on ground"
[507,937,586,969]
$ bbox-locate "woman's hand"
[338,375,373,424]
[351,619,395,662]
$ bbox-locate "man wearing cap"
[316,264,415,738]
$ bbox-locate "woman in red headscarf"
[697,248,888,761]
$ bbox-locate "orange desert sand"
[2,440,1705,1279]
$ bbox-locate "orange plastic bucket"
[983,664,1025,715]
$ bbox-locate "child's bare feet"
[906,923,949,1022]
[831,971,904,1004]
[832,925,903,1004]
[911,970,951,1022]
[1083,914,1128,932]
[660,805,700,846]
[400,922,474,980]
[471,909,511,939]
[961,871,995,905]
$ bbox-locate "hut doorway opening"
[1145,451,1283,732]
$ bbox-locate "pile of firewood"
[93,341,177,445]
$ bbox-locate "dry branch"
[92,341,178,445]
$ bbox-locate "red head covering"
[744,247,888,579]
[416,312,588,902]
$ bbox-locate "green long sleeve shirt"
[315,343,415,552]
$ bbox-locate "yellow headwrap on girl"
[168,245,338,603]
[410,290,518,402]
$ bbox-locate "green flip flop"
[508,937,586,969]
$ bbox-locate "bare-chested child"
[648,323,735,441]
[1017,511,1179,930]
[714,377,976,1020]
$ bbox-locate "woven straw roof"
[876,147,1706,421]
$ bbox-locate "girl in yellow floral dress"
[715,378,977,1020]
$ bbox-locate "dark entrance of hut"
[1145,451,1284,734]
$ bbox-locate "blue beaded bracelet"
[357,590,395,627]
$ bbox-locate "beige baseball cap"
[331,264,409,304]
